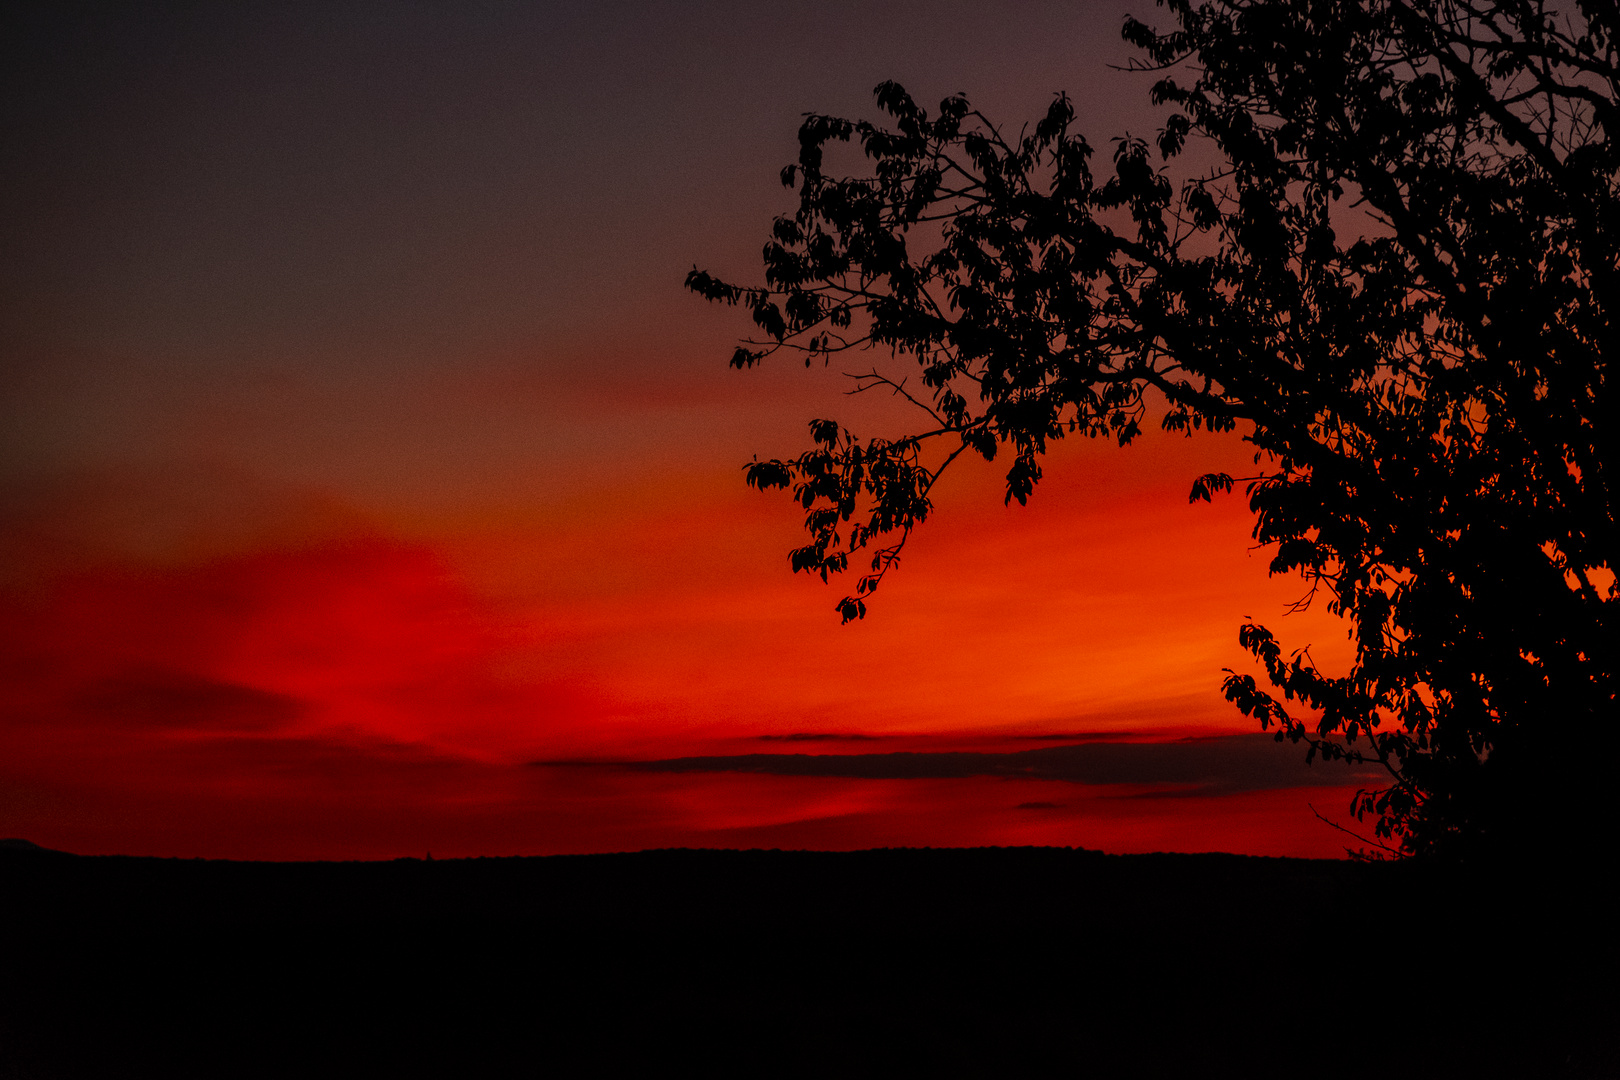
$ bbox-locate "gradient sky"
[1,0,1373,860]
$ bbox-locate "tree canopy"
[688,0,1616,861]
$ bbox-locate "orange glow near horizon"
[0,419,1367,860]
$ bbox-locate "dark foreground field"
[2,844,1614,1079]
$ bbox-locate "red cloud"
[0,532,612,760]
[72,668,305,732]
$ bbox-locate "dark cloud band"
[551,734,1385,796]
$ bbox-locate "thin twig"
[1309,802,1401,860]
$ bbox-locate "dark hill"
[1,846,1612,1078]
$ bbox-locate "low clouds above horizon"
[550,733,1384,797]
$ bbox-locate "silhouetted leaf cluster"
[691,0,1616,861]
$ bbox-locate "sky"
[1,0,1376,860]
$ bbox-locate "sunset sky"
[1,0,1375,860]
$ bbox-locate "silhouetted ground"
[1,844,1613,1078]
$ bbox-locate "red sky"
[1,1,1375,860]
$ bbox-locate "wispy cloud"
[757,733,883,743]
[556,734,1384,796]
[72,668,305,732]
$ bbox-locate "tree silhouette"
[689,0,1615,861]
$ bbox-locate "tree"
[688,0,1615,861]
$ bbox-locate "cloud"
[756,733,882,743]
[565,733,1384,796]
[72,668,305,732]
[1005,730,1142,742]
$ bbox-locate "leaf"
[1188,472,1234,503]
